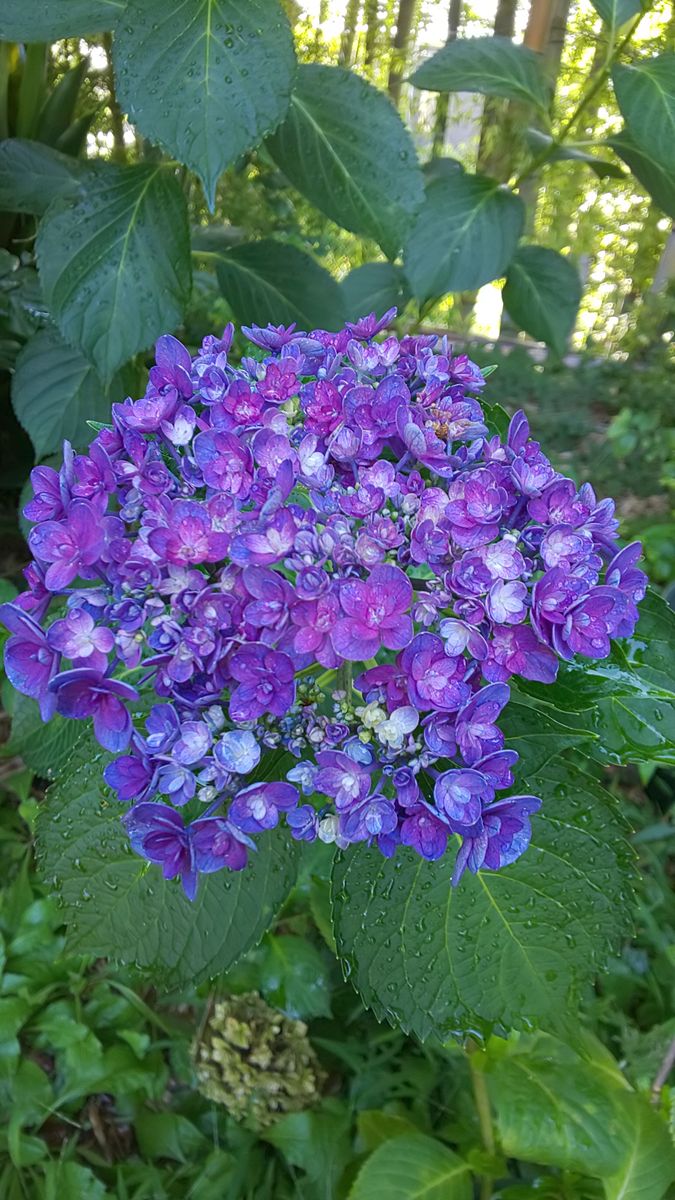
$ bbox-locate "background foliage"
[0,1,674,1196]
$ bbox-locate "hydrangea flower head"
[2,311,646,897]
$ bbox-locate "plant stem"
[514,9,644,186]
[337,661,353,698]
[467,1039,495,1200]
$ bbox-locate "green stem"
[467,1039,495,1200]
[337,661,353,697]
[514,9,644,186]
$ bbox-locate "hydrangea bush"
[2,310,646,882]
[4,308,670,1035]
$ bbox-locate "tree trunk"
[364,0,380,67]
[476,0,518,177]
[523,0,555,52]
[339,0,362,66]
[515,0,571,236]
[388,0,417,107]
[544,0,572,77]
[431,0,463,156]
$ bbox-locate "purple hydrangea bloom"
[228,642,295,722]
[0,603,60,720]
[1,315,644,897]
[434,768,493,832]
[451,796,542,886]
[331,564,413,661]
[28,500,103,591]
[228,781,299,833]
[47,608,114,672]
[123,803,197,899]
[400,633,469,712]
[49,669,138,751]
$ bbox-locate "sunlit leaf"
[503,245,581,356]
[349,1134,472,1200]
[113,0,296,208]
[268,64,424,259]
[613,55,675,172]
[411,36,551,113]
[404,173,524,302]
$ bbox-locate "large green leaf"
[613,56,675,173]
[12,325,127,459]
[515,590,675,767]
[37,163,191,383]
[488,1031,675,1197]
[113,0,296,209]
[348,1134,471,1200]
[604,1093,675,1200]
[267,64,424,260]
[0,140,83,215]
[36,741,298,984]
[608,130,675,219]
[403,173,524,303]
[502,245,582,356]
[7,694,87,780]
[0,0,122,40]
[488,1034,631,1177]
[589,0,642,29]
[341,262,411,321]
[331,757,633,1040]
[216,239,346,330]
[410,36,551,113]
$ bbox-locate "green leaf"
[264,1107,351,1187]
[37,58,89,145]
[8,694,87,780]
[502,245,582,356]
[331,757,633,1039]
[259,934,332,1019]
[500,697,595,773]
[0,0,122,40]
[348,1134,471,1200]
[12,325,128,459]
[0,140,83,215]
[488,1034,631,1177]
[411,36,551,113]
[357,1111,420,1153]
[267,64,424,259]
[37,163,191,383]
[42,1161,109,1200]
[613,55,675,172]
[35,740,298,985]
[134,1112,208,1162]
[523,128,625,179]
[608,130,675,219]
[113,0,296,209]
[404,173,524,303]
[341,262,411,322]
[216,239,345,330]
[590,0,642,28]
[604,1093,675,1200]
